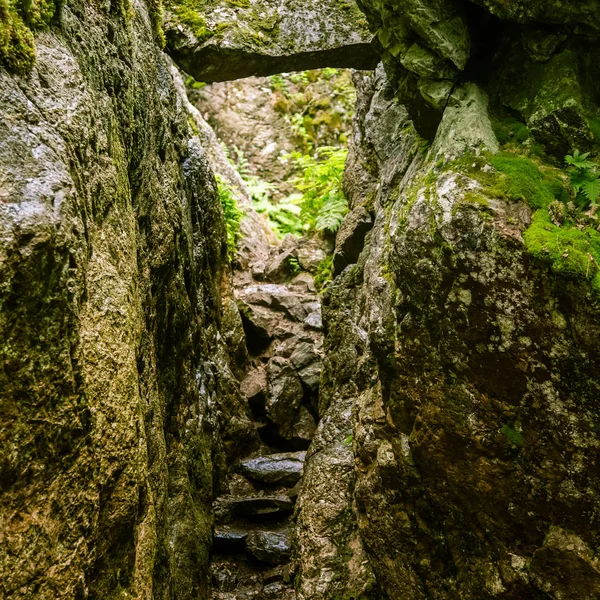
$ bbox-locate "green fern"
[565,150,600,207]
[216,175,243,258]
[288,147,349,232]
[565,150,595,170]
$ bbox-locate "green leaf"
[582,178,600,204]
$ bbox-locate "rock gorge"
[1,0,600,599]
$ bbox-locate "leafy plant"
[287,147,349,233]
[565,150,600,208]
[216,175,243,258]
[314,255,334,292]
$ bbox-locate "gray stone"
[245,530,292,565]
[165,0,378,83]
[216,496,295,521]
[266,357,305,426]
[304,310,323,331]
[418,77,455,111]
[400,42,457,79]
[290,406,318,441]
[290,342,323,391]
[333,206,373,274]
[238,452,306,486]
[429,83,499,163]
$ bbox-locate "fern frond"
[582,178,600,204]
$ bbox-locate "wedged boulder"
[239,284,310,322]
[429,83,499,162]
[266,357,305,426]
[238,452,306,486]
[164,0,378,83]
[246,530,292,565]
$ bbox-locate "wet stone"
[227,496,294,518]
[238,451,306,486]
[213,526,249,552]
[266,357,305,426]
[245,530,292,565]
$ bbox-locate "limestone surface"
[165,0,379,82]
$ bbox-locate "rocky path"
[210,236,328,599]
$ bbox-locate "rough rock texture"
[164,0,378,82]
[0,1,257,597]
[297,50,600,600]
[358,0,600,147]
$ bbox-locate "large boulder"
[297,58,600,599]
[164,0,379,82]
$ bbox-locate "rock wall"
[0,2,240,597]
[296,0,600,597]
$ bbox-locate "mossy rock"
[164,0,378,82]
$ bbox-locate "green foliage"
[268,69,355,152]
[224,144,304,238]
[288,147,349,233]
[216,175,243,258]
[185,75,206,90]
[343,434,353,446]
[524,208,600,291]
[501,425,523,448]
[314,255,333,292]
[565,150,600,207]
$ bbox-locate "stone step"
[215,495,294,523]
[246,530,292,566]
[237,452,306,487]
[213,524,292,567]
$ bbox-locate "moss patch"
[442,151,600,294]
[524,209,600,293]
[501,425,524,448]
[492,116,530,147]
[0,0,55,75]
[490,153,563,209]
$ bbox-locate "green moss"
[501,425,524,448]
[489,153,563,209]
[314,254,333,292]
[492,117,530,147]
[441,151,600,293]
[145,0,165,47]
[523,208,600,293]
[0,0,56,75]
[170,4,210,40]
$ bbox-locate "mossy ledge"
[436,149,600,297]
